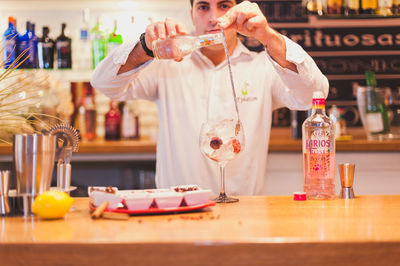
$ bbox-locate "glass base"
[214,193,239,203]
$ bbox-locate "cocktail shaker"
[13,134,56,215]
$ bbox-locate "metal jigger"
[339,163,356,199]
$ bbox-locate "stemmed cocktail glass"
[199,119,244,203]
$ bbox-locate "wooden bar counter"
[1,196,400,265]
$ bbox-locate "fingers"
[145,19,187,49]
[175,22,187,35]
[217,2,266,35]
[156,22,167,39]
[217,8,237,29]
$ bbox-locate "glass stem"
[219,163,226,197]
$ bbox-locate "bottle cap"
[312,90,325,99]
[293,192,307,201]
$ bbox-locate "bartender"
[91,0,329,195]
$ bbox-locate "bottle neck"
[311,98,326,115]
[194,33,223,49]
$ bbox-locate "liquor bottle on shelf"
[302,91,335,200]
[291,110,309,139]
[377,0,393,15]
[2,16,19,69]
[121,102,139,140]
[91,17,107,69]
[77,8,92,70]
[364,71,390,135]
[328,105,341,139]
[361,0,378,13]
[19,21,38,68]
[84,85,97,141]
[304,0,324,15]
[393,0,400,14]
[37,26,54,69]
[344,0,360,14]
[107,20,123,54]
[56,23,72,69]
[327,0,343,14]
[105,101,121,140]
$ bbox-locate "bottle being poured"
[151,32,223,60]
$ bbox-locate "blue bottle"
[2,16,19,69]
[29,23,39,68]
[19,21,38,68]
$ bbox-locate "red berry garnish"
[210,137,223,150]
[232,139,241,153]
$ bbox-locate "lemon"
[32,191,74,219]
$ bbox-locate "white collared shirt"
[91,36,329,195]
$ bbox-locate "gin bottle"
[2,16,19,69]
[38,26,55,69]
[302,91,336,200]
[365,71,390,135]
[151,33,223,60]
[56,23,72,69]
[107,20,123,54]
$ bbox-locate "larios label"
[306,130,330,154]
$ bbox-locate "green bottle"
[365,71,390,135]
[107,20,123,54]
[91,17,107,69]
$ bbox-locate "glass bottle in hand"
[152,33,223,60]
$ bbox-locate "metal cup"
[0,170,11,215]
[13,134,56,215]
[339,163,356,199]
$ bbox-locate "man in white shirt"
[91,0,329,196]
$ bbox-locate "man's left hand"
[217,1,271,46]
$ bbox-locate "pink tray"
[90,200,216,215]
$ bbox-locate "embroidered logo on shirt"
[237,81,257,103]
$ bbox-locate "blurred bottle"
[377,0,393,15]
[2,16,19,69]
[365,71,390,135]
[393,0,400,14]
[107,20,123,54]
[291,110,309,139]
[84,85,97,141]
[91,17,107,69]
[121,102,139,140]
[344,0,360,14]
[56,23,72,69]
[304,0,324,15]
[339,108,347,136]
[105,101,121,140]
[19,21,38,68]
[37,26,55,69]
[77,8,92,70]
[327,0,343,14]
[361,0,377,13]
[328,105,341,139]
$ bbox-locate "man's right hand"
[144,18,188,52]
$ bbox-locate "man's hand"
[216,1,271,46]
[145,18,187,58]
[217,1,297,72]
